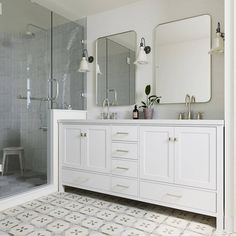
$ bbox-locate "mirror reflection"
[155,15,211,104]
[96,31,136,106]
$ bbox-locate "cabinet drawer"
[112,126,138,141]
[112,160,138,178]
[112,143,138,159]
[62,169,110,192]
[111,177,138,197]
[140,181,216,213]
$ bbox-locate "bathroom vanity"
[58,119,224,230]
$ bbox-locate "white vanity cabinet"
[140,126,217,189]
[58,120,224,230]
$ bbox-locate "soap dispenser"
[133,105,139,119]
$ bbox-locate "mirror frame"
[153,14,212,104]
[95,30,137,106]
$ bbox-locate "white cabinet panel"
[85,126,110,173]
[175,127,216,190]
[61,125,83,168]
[112,143,138,159]
[140,181,216,213]
[62,169,110,192]
[112,159,138,178]
[140,127,174,183]
[112,126,138,141]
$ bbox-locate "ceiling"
[31,0,142,21]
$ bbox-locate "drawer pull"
[116,132,129,135]
[115,167,129,171]
[166,193,182,199]
[116,150,129,153]
[116,184,129,189]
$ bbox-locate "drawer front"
[62,169,110,192]
[140,181,216,213]
[112,160,138,178]
[111,177,138,197]
[112,126,138,141]
[112,143,138,159]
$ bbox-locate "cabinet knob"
[80,133,84,137]
[174,138,178,142]
[168,137,173,142]
[84,133,87,137]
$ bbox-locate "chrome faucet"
[185,94,196,119]
[102,98,110,119]
[108,89,118,106]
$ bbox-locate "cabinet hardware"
[174,138,178,142]
[84,133,87,137]
[116,132,129,135]
[116,184,129,189]
[168,137,173,141]
[166,193,182,198]
[80,133,84,137]
[115,167,129,171]
[116,150,129,153]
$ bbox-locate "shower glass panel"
[52,14,87,110]
[0,0,51,199]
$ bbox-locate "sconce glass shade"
[96,64,102,75]
[209,33,224,54]
[134,46,148,64]
[78,57,90,72]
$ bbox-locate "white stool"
[2,147,24,176]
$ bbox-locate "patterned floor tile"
[122,228,147,236]
[64,212,86,224]
[27,230,52,236]
[65,225,89,236]
[164,215,189,229]
[49,207,69,218]
[100,222,124,235]
[144,212,168,224]
[114,214,136,226]
[16,210,39,222]
[35,204,55,214]
[134,219,157,233]
[108,203,128,213]
[9,223,34,236]
[31,215,53,227]
[64,201,84,211]
[81,217,104,230]
[187,222,215,236]
[154,224,183,236]
[96,209,117,221]
[0,191,224,236]
[0,217,20,231]
[79,205,100,216]
[46,219,70,233]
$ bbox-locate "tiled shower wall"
[0,20,85,174]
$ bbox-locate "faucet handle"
[185,94,190,106]
[191,96,196,103]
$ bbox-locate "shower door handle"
[48,78,59,101]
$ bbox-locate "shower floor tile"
[0,189,235,236]
[0,171,47,199]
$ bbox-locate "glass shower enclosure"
[0,0,86,199]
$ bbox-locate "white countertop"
[58,119,224,126]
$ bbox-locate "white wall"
[86,0,224,120]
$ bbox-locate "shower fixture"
[25,23,47,37]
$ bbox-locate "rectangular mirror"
[155,15,211,104]
[96,31,136,106]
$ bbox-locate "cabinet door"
[60,124,83,168]
[175,127,216,189]
[140,127,174,183]
[84,125,110,173]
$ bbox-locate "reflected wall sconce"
[78,49,94,73]
[209,22,224,54]
[134,37,151,64]
[96,64,102,75]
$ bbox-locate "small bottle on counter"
[133,105,139,119]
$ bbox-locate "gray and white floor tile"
[0,189,234,236]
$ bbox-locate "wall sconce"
[209,22,224,54]
[78,49,94,73]
[134,37,151,64]
[96,64,102,75]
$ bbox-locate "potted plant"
[140,85,161,119]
